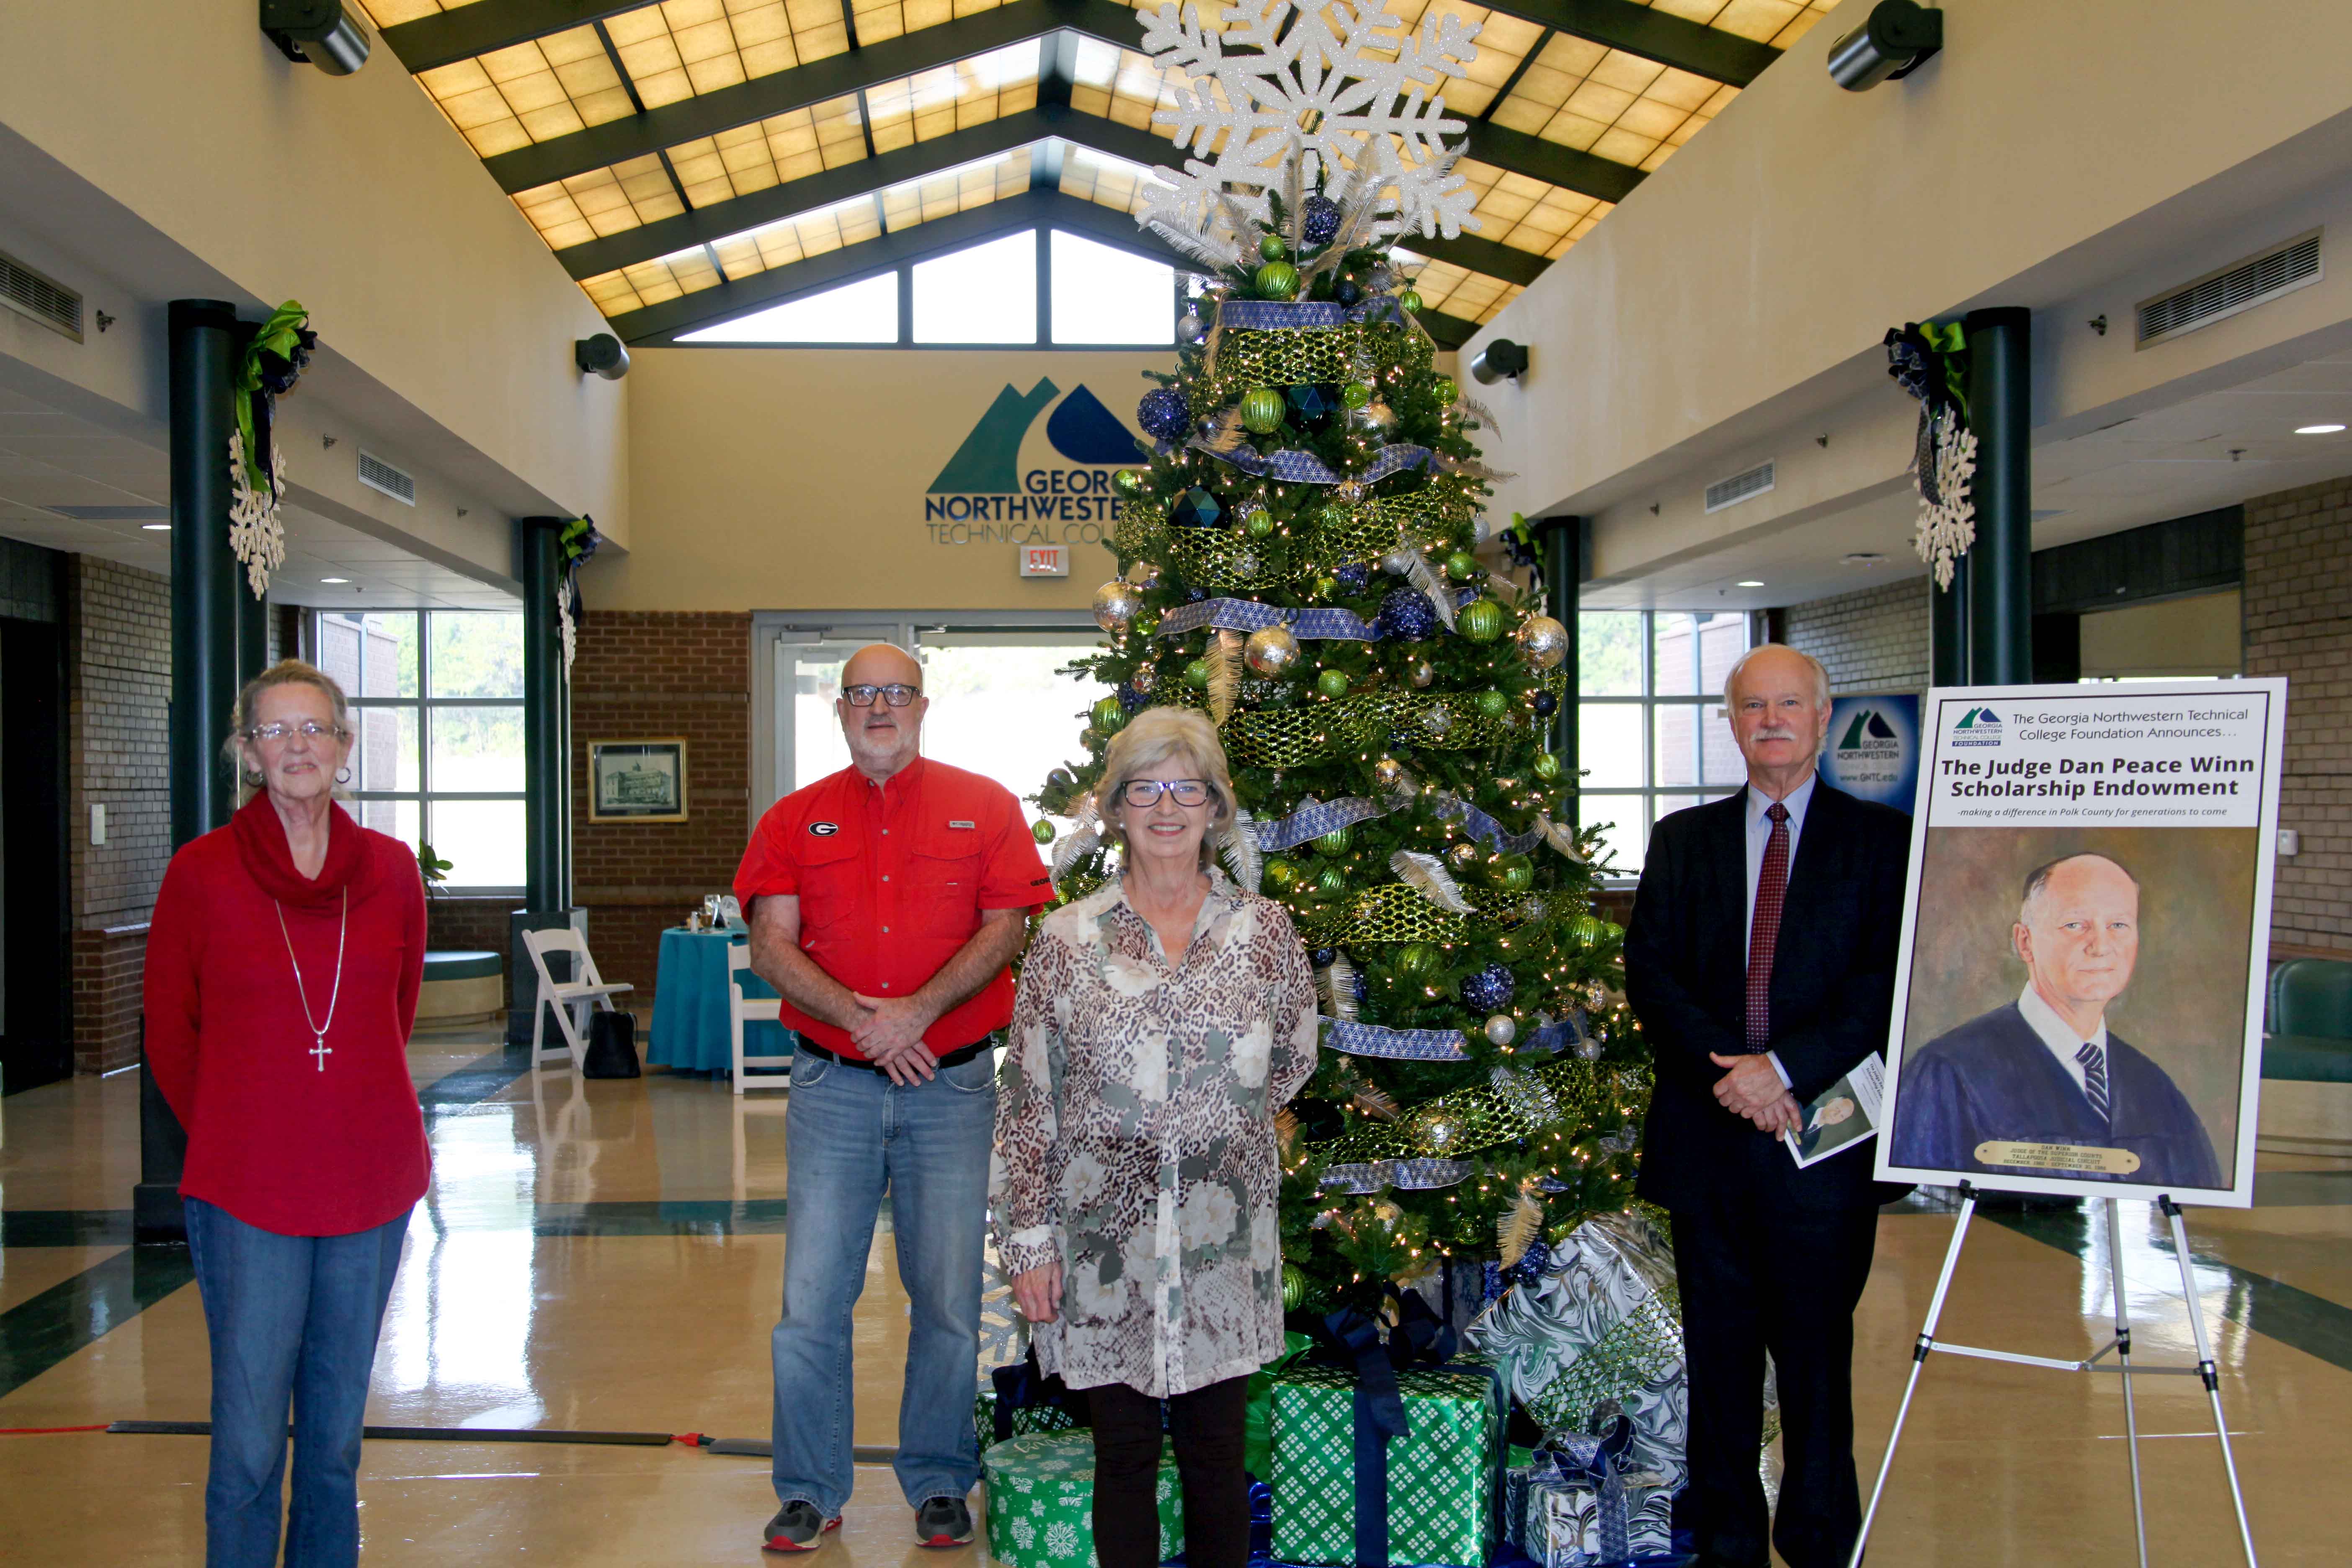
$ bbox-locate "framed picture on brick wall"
[589,739,688,823]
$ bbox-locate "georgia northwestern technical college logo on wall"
[923,378,1140,546]
[1950,705,2004,746]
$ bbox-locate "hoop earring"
[243,769,264,787]
[335,766,353,785]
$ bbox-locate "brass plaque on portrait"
[1973,1141,2142,1175]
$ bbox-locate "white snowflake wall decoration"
[1135,0,1482,264]
[1914,410,1979,589]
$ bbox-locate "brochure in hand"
[1785,1053,1885,1168]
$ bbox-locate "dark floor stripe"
[525,1199,789,1237]
[0,1244,196,1400]
[0,1210,133,1248]
[415,1043,536,1112]
[1978,1205,2352,1378]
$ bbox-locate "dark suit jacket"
[1625,781,1914,1214]
[1890,1003,2225,1190]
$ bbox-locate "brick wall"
[570,611,754,998]
[1780,578,1931,693]
[2243,476,2352,953]
[64,558,173,1073]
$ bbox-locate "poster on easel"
[1873,680,2286,1207]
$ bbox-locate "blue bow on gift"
[1529,1416,1638,1566]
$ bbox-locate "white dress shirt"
[1741,771,1817,1089]
[2017,981,2106,1106]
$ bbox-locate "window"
[913,230,1038,344]
[677,272,898,344]
[1050,230,1174,344]
[1578,610,1754,878]
[313,611,526,892]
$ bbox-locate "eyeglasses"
[247,720,348,743]
[841,683,922,708]
[1119,779,1212,808]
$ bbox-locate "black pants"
[1672,1197,1880,1568]
[1088,1375,1250,1568]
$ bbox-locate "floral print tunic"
[990,869,1318,1398]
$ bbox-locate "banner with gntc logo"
[1816,692,1921,809]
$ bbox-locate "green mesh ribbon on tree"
[1310,1061,1652,1167]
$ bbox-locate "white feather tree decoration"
[1535,812,1589,862]
[1218,808,1263,892]
[1316,950,1359,1021]
[1399,542,1460,630]
[1051,791,1104,887]
[1390,849,1474,914]
[1208,629,1244,725]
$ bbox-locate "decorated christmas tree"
[1032,0,1653,1316]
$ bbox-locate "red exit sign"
[1020,544,1070,578]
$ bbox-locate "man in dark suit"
[1623,644,1912,1568]
[1890,853,2222,1189]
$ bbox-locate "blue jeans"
[772,1046,996,1516]
[183,1197,411,1568]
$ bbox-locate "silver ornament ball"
[1516,614,1570,670]
[1092,580,1144,632]
[1423,702,1454,738]
[1575,1034,1604,1062]
[1177,311,1204,343]
[1372,757,1407,791]
[1449,840,1481,871]
[1243,623,1302,676]
[1410,659,1436,689]
[1485,1013,1518,1047]
[1130,665,1158,696]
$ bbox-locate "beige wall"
[0,0,626,541]
[1467,0,2352,536]
[2079,590,2243,679]
[606,348,1171,612]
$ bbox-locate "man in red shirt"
[735,642,1051,1555]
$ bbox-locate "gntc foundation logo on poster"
[1948,704,2004,747]
[923,378,1142,545]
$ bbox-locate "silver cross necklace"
[275,888,349,1071]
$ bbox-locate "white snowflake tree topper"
[1135,0,1482,266]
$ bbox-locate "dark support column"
[1964,307,2032,684]
[236,576,269,686]
[1539,516,1585,828]
[141,299,242,1240]
[1930,571,1969,687]
[510,518,575,1046]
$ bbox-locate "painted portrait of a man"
[1890,852,2223,1189]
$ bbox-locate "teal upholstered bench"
[418,949,503,1024]
[2262,1034,2352,1083]
[2262,958,2352,1083]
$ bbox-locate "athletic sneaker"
[763,1501,841,1553]
[914,1496,975,1548]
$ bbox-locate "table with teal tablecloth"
[649,927,795,1075]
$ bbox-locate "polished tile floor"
[2,1026,2347,1565]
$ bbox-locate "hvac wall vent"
[2137,230,2321,347]
[0,248,83,342]
[356,451,416,506]
[1704,460,1776,514]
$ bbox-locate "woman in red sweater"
[145,659,429,1568]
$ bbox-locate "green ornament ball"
[1394,942,1439,981]
[1282,1261,1310,1310]
[1091,696,1128,734]
[1474,689,1509,717]
[1398,289,1424,314]
[1316,865,1350,896]
[1493,854,1535,895]
[1316,668,1351,699]
[1458,598,1506,642]
[1445,549,1481,581]
[1240,386,1286,434]
[1314,825,1354,856]
[1531,750,1563,782]
[1312,575,1341,599]
[1032,819,1057,845]
[1245,508,1277,539]
[1259,233,1288,262]
[1112,467,1144,498]
[1433,376,1459,406]
[1341,382,1372,410]
[1264,858,1299,889]
[1256,260,1301,301]
[1184,658,1212,690]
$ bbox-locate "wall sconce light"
[1470,338,1529,385]
[575,333,630,381]
[260,0,373,75]
[1827,1,1942,91]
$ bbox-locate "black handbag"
[581,1008,641,1078]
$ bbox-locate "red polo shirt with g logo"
[732,756,1052,1059]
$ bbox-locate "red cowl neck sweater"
[144,792,431,1236]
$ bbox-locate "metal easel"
[1847,1181,2259,1568]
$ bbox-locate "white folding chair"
[729,941,792,1095]
[521,926,634,1070]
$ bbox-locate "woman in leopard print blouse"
[990,707,1317,1568]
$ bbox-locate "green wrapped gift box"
[981,1430,1183,1568]
[1270,1362,1502,1568]
[974,1384,1085,1456]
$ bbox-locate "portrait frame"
[588,738,689,823]
[1873,680,2285,1208]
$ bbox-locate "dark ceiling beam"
[1458,121,1643,206]
[380,1,646,75]
[1418,309,1478,351]
[610,188,1194,344]
[480,0,1131,193]
[1477,0,1777,86]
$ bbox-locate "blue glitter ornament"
[1333,562,1371,596]
[1302,194,1341,247]
[1532,690,1558,717]
[1186,586,1208,603]
[1171,487,1225,529]
[1138,386,1192,441]
[1311,947,1337,967]
[1333,278,1362,307]
[1461,962,1516,1012]
[1376,586,1439,641]
[1117,683,1147,713]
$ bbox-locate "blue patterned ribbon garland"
[1193,439,1436,485]
[1154,597,1378,641]
[1320,1013,1581,1064]
[1252,794,1389,851]
[1319,1157,1475,1193]
[1434,793,1547,856]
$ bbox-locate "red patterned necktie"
[1746,801,1790,1050]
